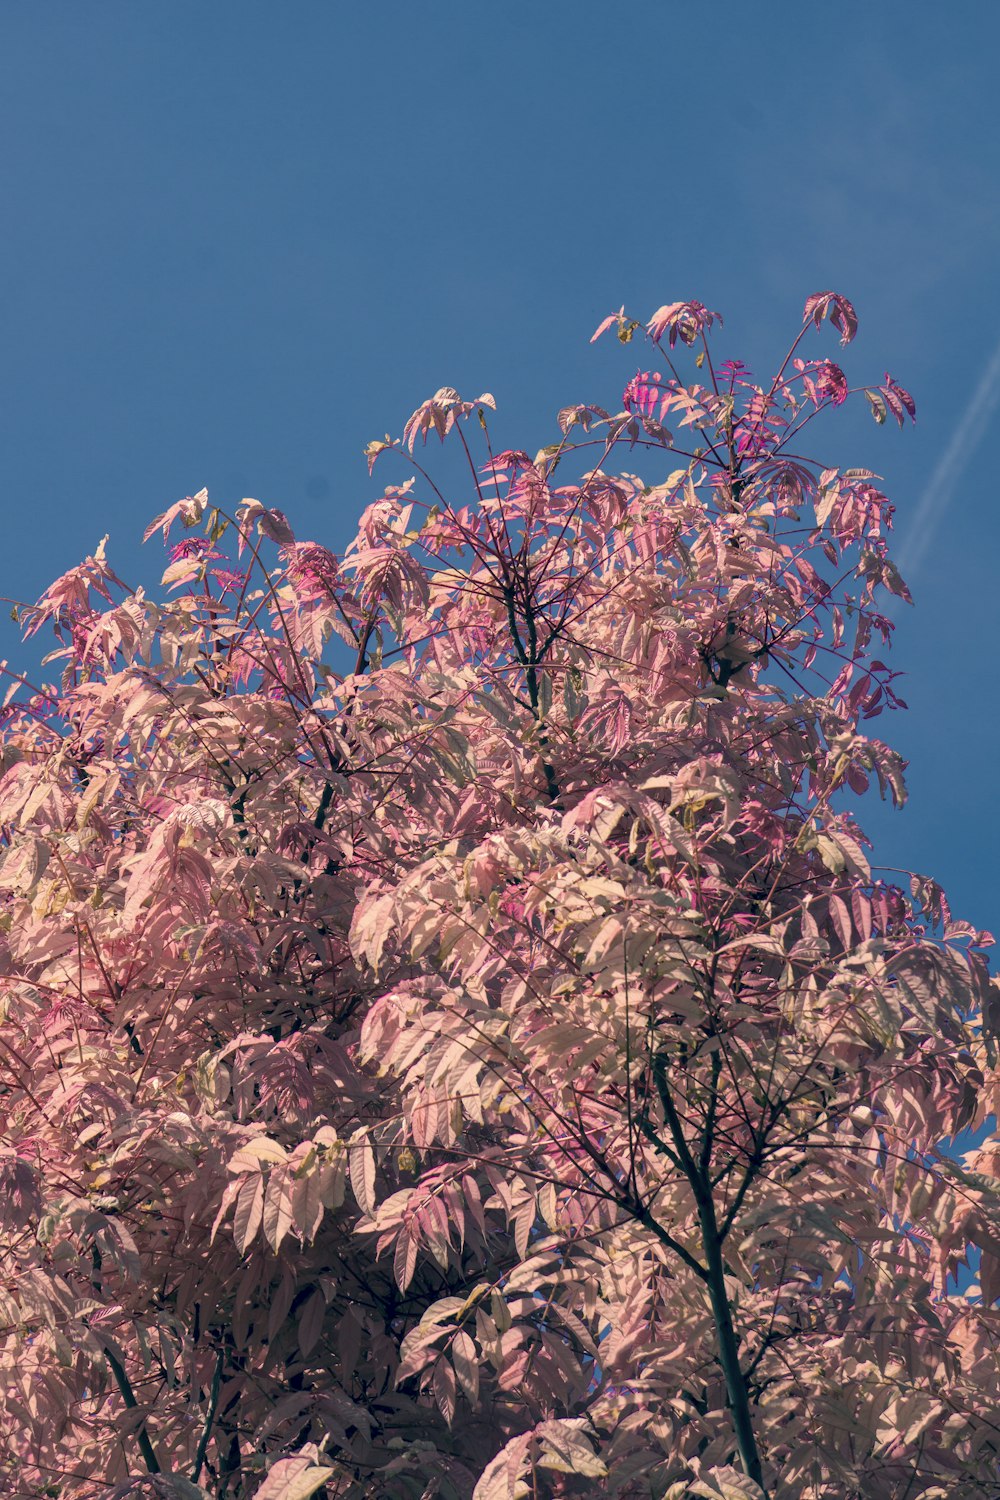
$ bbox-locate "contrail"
[894,332,1000,579]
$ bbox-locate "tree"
[0,293,997,1500]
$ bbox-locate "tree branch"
[103,1341,162,1475]
[191,1345,225,1484]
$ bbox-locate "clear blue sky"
[1,4,997,941]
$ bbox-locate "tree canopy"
[0,294,997,1500]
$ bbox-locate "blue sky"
[0,4,997,941]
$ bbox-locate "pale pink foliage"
[0,297,997,1499]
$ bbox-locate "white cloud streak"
[894,333,1000,578]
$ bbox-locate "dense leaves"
[0,297,997,1498]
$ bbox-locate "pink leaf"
[349,1137,376,1214]
[233,1174,264,1255]
[803,290,858,345]
[297,1287,326,1357]
[394,1228,418,1292]
[263,1167,294,1252]
[253,1458,336,1500]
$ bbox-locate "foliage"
[0,294,997,1499]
